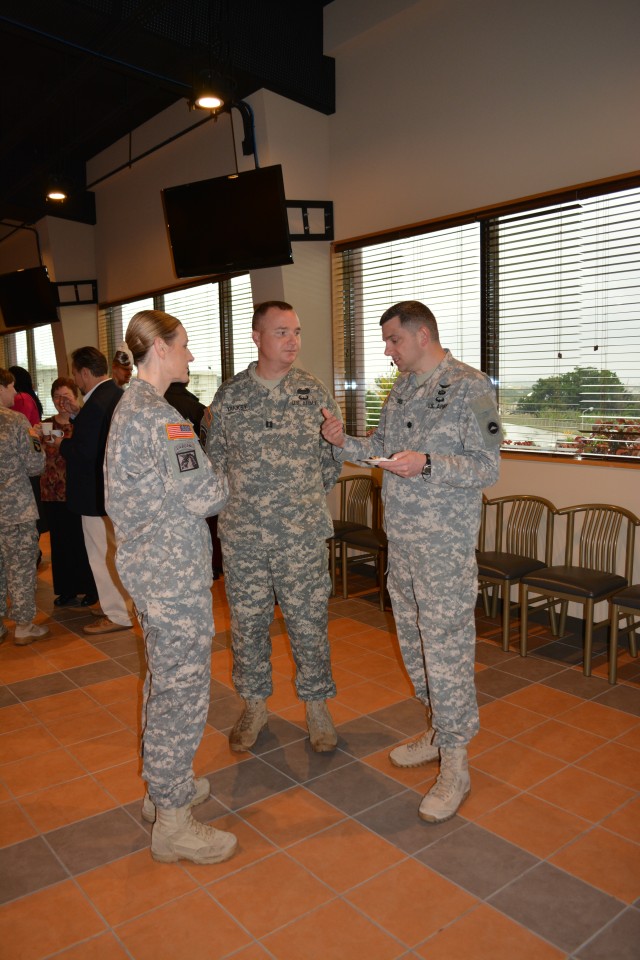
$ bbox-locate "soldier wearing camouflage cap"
[105,309,237,866]
[202,301,342,753]
[321,300,502,823]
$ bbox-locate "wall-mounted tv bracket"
[54,280,98,306]
[286,201,334,241]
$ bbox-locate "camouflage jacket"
[336,351,502,545]
[204,363,342,546]
[0,406,44,526]
[104,378,228,600]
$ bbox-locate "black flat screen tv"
[162,164,293,279]
[0,266,59,332]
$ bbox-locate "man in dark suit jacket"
[55,347,132,635]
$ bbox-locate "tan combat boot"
[151,805,237,864]
[141,776,210,823]
[389,727,439,768]
[229,698,268,752]
[418,746,470,823]
[306,699,338,752]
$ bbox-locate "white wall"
[325,0,640,237]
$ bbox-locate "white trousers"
[81,515,132,626]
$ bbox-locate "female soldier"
[104,310,236,865]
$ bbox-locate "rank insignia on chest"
[165,422,195,440]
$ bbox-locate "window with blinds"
[99,274,255,406]
[332,179,640,461]
[0,325,57,417]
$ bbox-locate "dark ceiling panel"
[0,0,335,228]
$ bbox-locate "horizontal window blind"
[332,224,480,434]
[333,178,640,461]
[99,275,254,408]
[0,325,57,417]
[163,285,221,406]
[490,187,640,457]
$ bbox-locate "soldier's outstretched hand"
[321,408,345,447]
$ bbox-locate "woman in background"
[40,377,97,607]
[9,365,42,425]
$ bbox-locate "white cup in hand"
[41,422,52,436]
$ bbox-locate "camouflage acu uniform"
[204,363,341,701]
[0,407,44,625]
[336,350,502,747]
[105,378,228,808]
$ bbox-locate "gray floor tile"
[474,668,531,698]
[113,652,146,676]
[63,659,129,687]
[416,821,539,898]
[369,698,428,736]
[575,907,640,960]
[530,642,584,665]
[207,756,296,811]
[306,758,405,815]
[592,684,640,717]
[489,862,624,954]
[210,678,236,701]
[356,789,463,853]
[494,656,567,682]
[46,808,149,874]
[0,837,68,904]
[542,669,610,699]
[250,715,308,756]
[7,672,76,702]
[260,739,353,784]
[92,634,143,658]
[475,641,520,667]
[0,685,19,707]
[336,715,403,758]
[207,696,243,732]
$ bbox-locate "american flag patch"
[165,422,195,440]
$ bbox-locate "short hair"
[71,346,108,377]
[0,367,15,388]
[252,300,294,331]
[126,310,182,366]
[379,300,440,341]
[51,376,79,400]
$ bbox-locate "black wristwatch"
[421,453,431,479]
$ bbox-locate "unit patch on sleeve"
[164,422,202,479]
[468,396,504,449]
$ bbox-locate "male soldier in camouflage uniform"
[105,311,236,864]
[321,301,502,822]
[0,368,48,645]
[203,301,342,752]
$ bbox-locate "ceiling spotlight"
[45,176,68,201]
[191,71,225,111]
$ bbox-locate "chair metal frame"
[477,493,556,651]
[608,585,640,684]
[338,483,388,611]
[328,474,375,595]
[520,503,639,677]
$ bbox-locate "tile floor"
[1,543,639,959]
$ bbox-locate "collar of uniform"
[247,361,303,395]
[403,348,453,392]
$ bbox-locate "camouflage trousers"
[387,537,479,748]
[0,521,39,624]
[136,591,213,809]
[222,536,336,702]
